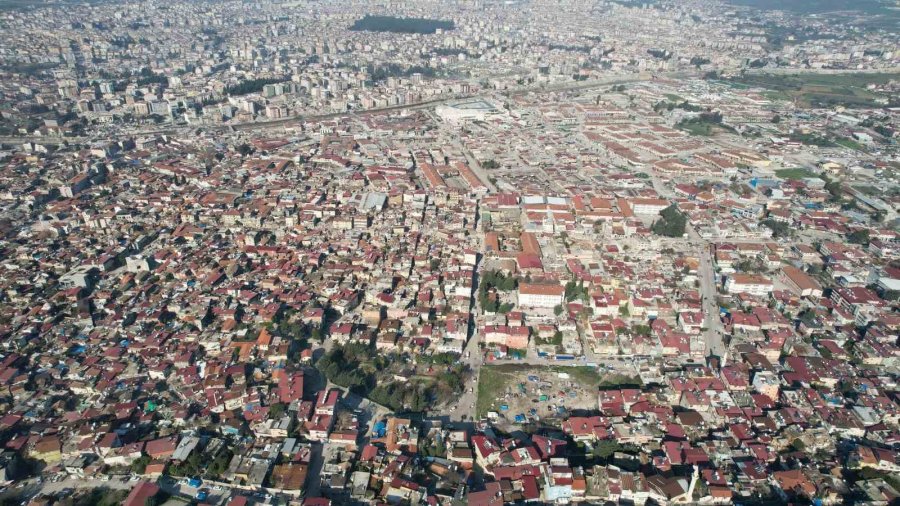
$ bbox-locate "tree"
[350,15,454,34]
[75,489,129,506]
[822,176,843,201]
[564,279,588,302]
[847,229,870,245]
[760,219,790,238]
[206,449,233,479]
[224,77,288,96]
[881,289,900,301]
[690,56,710,68]
[651,205,687,237]
[592,440,624,459]
[131,454,151,474]
[315,345,374,394]
[236,143,254,157]
[269,402,286,419]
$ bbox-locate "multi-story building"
[518,283,565,308]
[629,198,670,216]
[724,274,773,296]
[780,266,822,298]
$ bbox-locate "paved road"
[696,238,727,359]
[505,71,694,97]
[229,72,670,135]
[0,475,133,504]
[449,129,497,193]
[0,135,79,146]
[1,71,684,149]
[445,253,486,422]
[447,335,482,421]
[646,168,727,360]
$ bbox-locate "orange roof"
[257,327,273,347]
[519,283,564,296]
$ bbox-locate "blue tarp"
[373,420,387,438]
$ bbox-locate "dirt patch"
[477,364,601,428]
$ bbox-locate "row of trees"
[350,15,454,34]
[653,100,703,113]
[224,77,287,96]
[690,56,711,67]
[647,48,672,60]
[367,63,437,83]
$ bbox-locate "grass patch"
[853,185,880,196]
[775,168,819,180]
[476,365,518,418]
[476,364,601,417]
[835,137,866,151]
[678,121,715,136]
[599,373,644,389]
[711,79,751,90]
[762,90,791,101]
[728,72,898,109]
[675,112,736,137]
[535,333,563,347]
[676,120,735,136]
[557,365,602,385]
